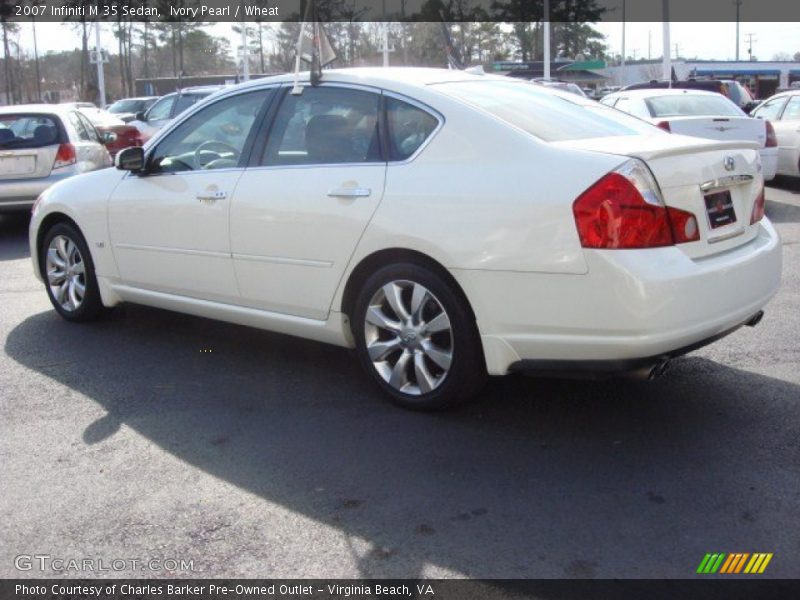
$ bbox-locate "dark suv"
[622,79,758,112]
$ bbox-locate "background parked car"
[129,86,224,143]
[530,79,588,98]
[751,90,800,178]
[0,105,110,212]
[62,103,143,158]
[106,96,159,123]
[622,79,758,113]
[601,88,778,181]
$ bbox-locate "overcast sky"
[15,21,800,64]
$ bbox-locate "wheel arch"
[340,247,478,326]
[35,212,82,274]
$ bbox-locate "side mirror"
[115,146,145,172]
[101,131,117,144]
[135,111,147,121]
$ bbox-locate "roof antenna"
[291,0,337,95]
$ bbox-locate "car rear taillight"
[765,120,778,148]
[750,185,766,224]
[656,120,671,132]
[53,143,76,169]
[573,159,699,249]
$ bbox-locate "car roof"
[606,88,722,99]
[0,104,77,116]
[230,67,503,95]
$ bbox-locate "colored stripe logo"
[697,553,773,574]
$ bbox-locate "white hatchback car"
[601,88,779,181]
[30,68,782,410]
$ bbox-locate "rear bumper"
[0,171,75,211]
[452,219,782,376]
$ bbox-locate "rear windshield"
[0,114,63,149]
[645,94,744,118]
[433,80,658,142]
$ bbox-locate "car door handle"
[196,190,227,202]
[327,187,371,198]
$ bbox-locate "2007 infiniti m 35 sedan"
[29,68,782,410]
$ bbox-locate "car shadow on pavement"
[0,213,30,261]
[5,305,800,581]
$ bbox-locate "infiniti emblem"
[724,156,735,171]
[401,331,417,344]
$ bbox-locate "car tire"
[352,262,487,411]
[41,223,105,322]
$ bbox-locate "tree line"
[0,0,609,104]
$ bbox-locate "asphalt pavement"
[1,180,798,580]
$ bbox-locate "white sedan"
[751,90,800,177]
[601,88,778,181]
[29,68,781,410]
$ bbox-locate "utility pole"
[648,30,652,60]
[94,22,105,107]
[240,0,249,81]
[662,0,671,84]
[745,33,756,60]
[621,0,626,80]
[674,43,679,59]
[31,17,41,101]
[382,0,389,67]
[734,0,741,60]
[543,0,551,80]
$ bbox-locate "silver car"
[0,105,111,212]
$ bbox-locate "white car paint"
[29,68,781,391]
[601,88,778,181]
[751,91,800,178]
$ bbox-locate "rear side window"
[262,86,381,166]
[68,112,93,141]
[435,80,657,142]
[645,95,743,118]
[385,97,439,161]
[0,114,62,148]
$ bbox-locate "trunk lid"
[663,116,766,148]
[554,133,764,258]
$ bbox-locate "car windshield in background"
[645,95,744,118]
[0,114,61,149]
[433,80,657,142]
[108,99,145,113]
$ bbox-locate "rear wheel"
[41,223,104,322]
[352,263,486,410]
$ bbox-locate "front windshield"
[433,79,659,142]
[109,99,143,113]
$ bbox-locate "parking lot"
[1,181,798,579]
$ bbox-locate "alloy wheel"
[45,234,86,312]
[364,280,453,395]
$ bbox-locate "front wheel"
[352,263,486,410]
[41,223,104,322]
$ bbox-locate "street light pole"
[543,0,551,80]
[662,0,671,84]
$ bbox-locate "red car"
[62,104,144,157]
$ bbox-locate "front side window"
[68,112,93,141]
[150,90,270,173]
[173,93,207,118]
[261,86,381,166]
[146,95,175,121]
[752,97,787,121]
[385,97,439,161]
[76,112,100,142]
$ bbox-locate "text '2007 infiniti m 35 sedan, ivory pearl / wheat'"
[29,68,782,410]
